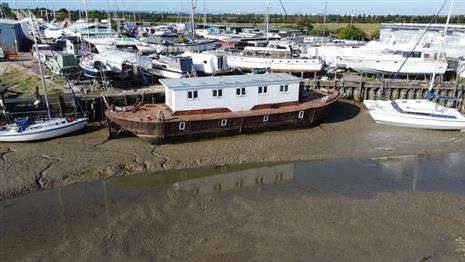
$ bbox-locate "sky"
[4,0,464,16]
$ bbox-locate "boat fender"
[321,96,330,103]
[66,116,74,123]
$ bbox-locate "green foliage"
[336,25,367,41]
[0,3,15,19]
[369,28,380,40]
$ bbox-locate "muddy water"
[1,153,465,261]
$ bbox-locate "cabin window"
[221,119,228,126]
[263,115,269,122]
[298,111,305,119]
[187,90,198,100]
[212,89,223,98]
[203,60,208,64]
[179,122,186,130]
[236,87,246,96]
[258,86,268,94]
[280,85,289,93]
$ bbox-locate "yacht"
[149,55,196,79]
[337,45,448,75]
[227,41,323,73]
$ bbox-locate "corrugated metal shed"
[0,19,32,55]
[160,73,301,90]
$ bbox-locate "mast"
[322,0,328,36]
[203,0,206,28]
[30,12,51,119]
[265,0,270,41]
[428,0,454,93]
[190,0,196,39]
[82,0,91,52]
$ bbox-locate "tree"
[336,25,367,41]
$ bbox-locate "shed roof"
[160,73,301,90]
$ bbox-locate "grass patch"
[0,65,66,98]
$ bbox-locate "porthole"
[221,119,228,126]
[263,115,269,122]
[179,122,186,130]
[298,111,305,119]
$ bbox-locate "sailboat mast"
[428,0,454,92]
[322,0,328,36]
[203,0,206,28]
[83,0,91,52]
[265,0,270,41]
[29,12,51,119]
[190,0,196,39]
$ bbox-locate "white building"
[160,73,302,113]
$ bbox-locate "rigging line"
[278,0,288,16]
[381,0,449,98]
[29,14,87,117]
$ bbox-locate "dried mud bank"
[1,101,465,199]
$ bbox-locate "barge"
[105,74,340,141]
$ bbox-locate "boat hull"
[364,100,465,130]
[106,91,340,142]
[227,56,323,73]
[340,58,448,75]
[0,118,88,142]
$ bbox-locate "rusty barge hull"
[106,90,340,141]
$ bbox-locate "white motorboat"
[363,0,465,131]
[182,50,231,75]
[337,45,447,75]
[227,41,323,73]
[150,55,196,79]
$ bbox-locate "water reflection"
[1,152,465,260]
[172,164,295,194]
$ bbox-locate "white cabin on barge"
[159,73,302,113]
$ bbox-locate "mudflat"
[1,101,465,199]
[1,155,464,261]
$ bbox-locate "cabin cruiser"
[337,44,448,75]
[79,50,139,79]
[149,55,196,79]
[181,50,231,75]
[226,41,323,73]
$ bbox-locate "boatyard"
[1,0,465,261]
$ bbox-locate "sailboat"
[0,14,88,142]
[363,0,465,131]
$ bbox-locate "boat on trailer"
[105,73,340,141]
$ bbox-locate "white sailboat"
[364,0,465,131]
[0,13,87,142]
